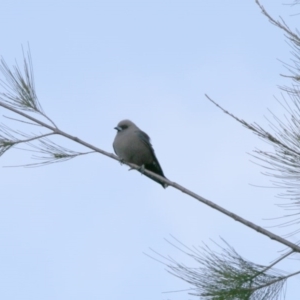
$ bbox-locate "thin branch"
[262,250,294,272]
[251,270,300,293]
[255,0,300,45]
[248,249,294,283]
[205,94,300,157]
[12,132,56,145]
[3,115,43,126]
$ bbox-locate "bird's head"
[114,119,136,132]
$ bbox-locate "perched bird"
[113,119,167,188]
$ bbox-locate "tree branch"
[1,100,300,253]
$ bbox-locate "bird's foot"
[128,164,145,173]
[139,164,145,174]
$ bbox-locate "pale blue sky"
[1,0,299,299]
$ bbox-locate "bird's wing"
[136,130,165,178]
[136,130,156,154]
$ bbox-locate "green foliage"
[163,238,286,300]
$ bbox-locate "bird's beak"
[114,126,122,132]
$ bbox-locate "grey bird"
[113,119,167,188]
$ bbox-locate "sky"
[1,0,300,299]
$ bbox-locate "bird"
[113,119,167,188]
